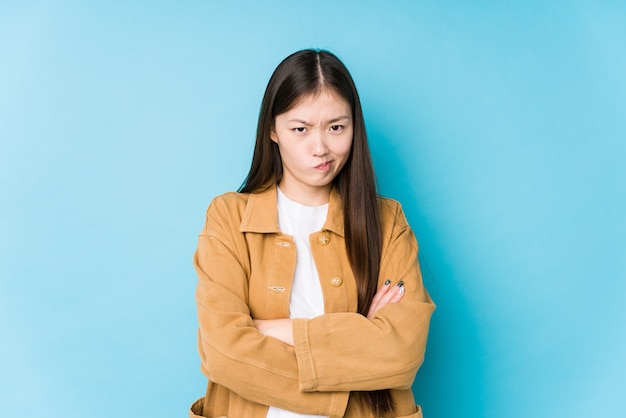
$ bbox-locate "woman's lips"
[315,161,332,171]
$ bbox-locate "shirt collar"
[239,184,345,236]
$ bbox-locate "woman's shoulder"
[378,197,409,235]
[201,191,252,231]
[377,195,402,210]
[209,191,251,210]
[377,196,409,228]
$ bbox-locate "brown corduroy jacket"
[191,185,435,418]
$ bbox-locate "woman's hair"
[240,49,392,414]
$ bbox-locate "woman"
[191,49,435,418]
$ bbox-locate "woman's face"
[270,90,353,206]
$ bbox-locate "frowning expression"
[270,90,353,205]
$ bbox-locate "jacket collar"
[239,184,345,237]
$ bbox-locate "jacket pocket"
[396,404,423,418]
[189,397,228,418]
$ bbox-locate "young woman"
[191,49,435,418]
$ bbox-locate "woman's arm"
[194,197,349,417]
[253,280,406,344]
[252,318,294,345]
[291,202,435,393]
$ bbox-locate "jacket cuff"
[292,318,317,391]
[293,318,350,418]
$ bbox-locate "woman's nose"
[311,132,328,156]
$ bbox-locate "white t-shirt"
[266,188,329,418]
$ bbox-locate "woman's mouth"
[315,161,332,171]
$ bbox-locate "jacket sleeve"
[194,197,349,417]
[292,202,436,392]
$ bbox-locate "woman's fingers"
[368,279,392,315]
[367,279,392,317]
[367,280,404,319]
[377,281,404,307]
[389,282,405,303]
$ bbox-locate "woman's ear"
[270,127,278,143]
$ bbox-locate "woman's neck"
[276,182,331,206]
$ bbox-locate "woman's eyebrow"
[327,115,351,124]
[287,115,351,125]
[287,118,312,125]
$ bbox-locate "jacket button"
[318,235,330,246]
[331,277,343,287]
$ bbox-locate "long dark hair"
[240,49,391,415]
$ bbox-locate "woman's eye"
[294,127,306,133]
[330,125,343,132]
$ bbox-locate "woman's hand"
[366,280,405,319]
[253,319,294,346]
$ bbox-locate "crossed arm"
[195,196,434,414]
[253,279,406,345]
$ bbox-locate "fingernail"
[396,281,404,287]
[384,279,391,285]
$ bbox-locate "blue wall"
[1,1,624,417]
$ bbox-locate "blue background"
[1,1,625,417]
